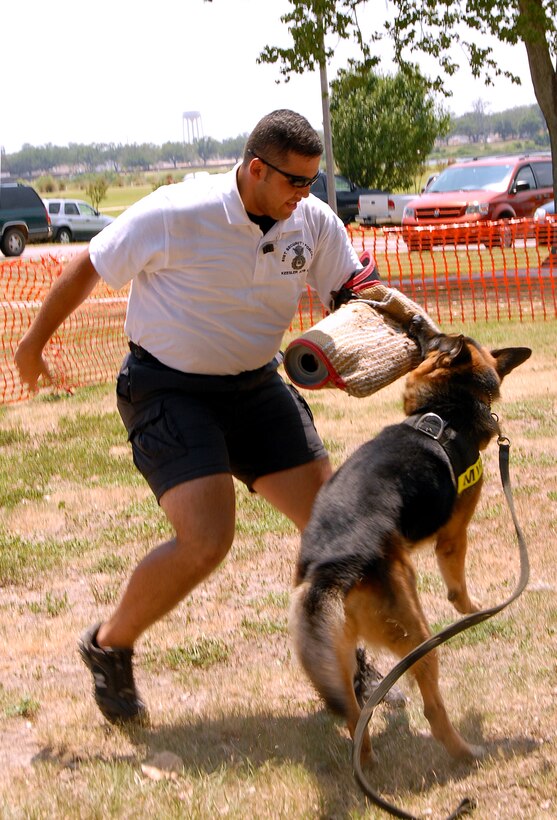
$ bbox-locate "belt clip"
[415,412,446,440]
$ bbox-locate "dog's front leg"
[382,555,484,760]
[435,483,483,614]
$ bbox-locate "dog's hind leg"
[290,582,374,764]
[435,482,483,614]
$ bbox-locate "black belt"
[128,342,162,365]
[127,342,282,390]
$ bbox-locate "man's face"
[249,152,321,220]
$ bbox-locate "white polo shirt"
[89,165,360,375]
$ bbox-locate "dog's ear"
[437,335,472,367]
[490,347,532,378]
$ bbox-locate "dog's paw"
[466,743,487,761]
[358,745,379,768]
[448,591,481,614]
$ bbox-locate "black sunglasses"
[247,149,320,189]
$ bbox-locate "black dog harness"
[404,412,483,494]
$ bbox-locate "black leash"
[352,431,530,820]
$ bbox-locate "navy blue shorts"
[115,347,328,502]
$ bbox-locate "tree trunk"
[517,0,557,208]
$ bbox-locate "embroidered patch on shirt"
[280,241,313,275]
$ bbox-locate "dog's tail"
[290,580,353,718]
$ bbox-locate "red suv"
[402,154,553,250]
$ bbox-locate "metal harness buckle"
[414,412,446,441]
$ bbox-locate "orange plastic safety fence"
[1,255,129,404]
[348,217,556,326]
[1,219,556,404]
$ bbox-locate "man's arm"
[15,248,101,392]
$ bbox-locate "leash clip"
[415,412,446,440]
[492,413,511,449]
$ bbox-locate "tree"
[119,143,158,171]
[258,1,377,214]
[160,141,194,168]
[330,66,449,190]
[257,0,557,205]
[221,135,249,162]
[195,136,220,166]
[470,99,490,144]
[86,176,109,210]
[384,0,557,199]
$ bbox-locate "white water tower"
[182,111,203,144]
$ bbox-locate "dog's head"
[403,316,532,423]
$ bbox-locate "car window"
[533,161,553,188]
[64,202,80,215]
[514,165,537,190]
[0,188,18,207]
[80,203,96,216]
[18,187,41,207]
[430,164,514,193]
[48,202,61,214]
[335,176,352,193]
[1,186,42,208]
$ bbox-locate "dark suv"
[0,183,52,257]
[310,171,380,225]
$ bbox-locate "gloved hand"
[331,250,440,335]
[330,250,380,311]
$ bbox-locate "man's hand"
[14,337,52,393]
[13,249,101,395]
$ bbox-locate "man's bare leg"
[97,473,236,649]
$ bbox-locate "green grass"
[2,692,41,720]
[0,530,90,586]
[27,591,70,617]
[431,616,522,648]
[240,616,289,638]
[153,637,232,671]
[0,409,140,509]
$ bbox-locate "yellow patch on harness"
[457,455,483,494]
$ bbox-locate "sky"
[1,0,539,155]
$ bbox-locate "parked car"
[401,154,553,250]
[310,171,382,225]
[356,192,415,226]
[0,183,52,257]
[43,198,114,243]
[533,199,556,246]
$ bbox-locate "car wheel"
[57,228,72,244]
[0,227,26,257]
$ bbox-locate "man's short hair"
[244,110,323,165]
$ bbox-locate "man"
[15,109,389,724]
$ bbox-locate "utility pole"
[318,15,337,215]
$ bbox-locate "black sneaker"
[353,647,407,709]
[78,623,148,724]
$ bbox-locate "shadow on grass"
[66,704,540,818]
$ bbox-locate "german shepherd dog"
[291,317,531,764]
